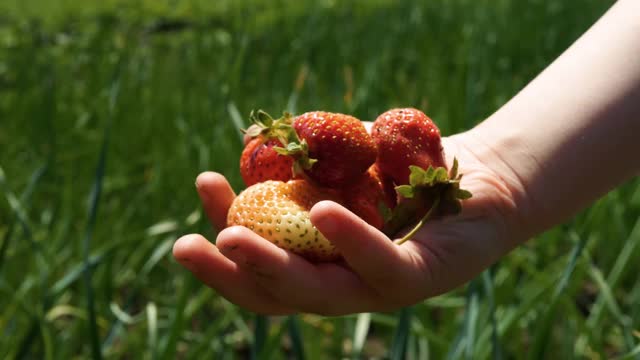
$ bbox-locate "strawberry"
[371,108,473,242]
[341,164,396,230]
[371,163,400,210]
[280,111,377,188]
[240,137,294,186]
[239,110,302,187]
[371,108,445,185]
[227,179,343,262]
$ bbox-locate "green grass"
[1,0,639,358]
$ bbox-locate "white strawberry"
[227,180,343,262]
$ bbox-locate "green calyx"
[383,158,473,244]
[245,109,294,139]
[272,138,317,173]
[395,158,472,213]
[245,109,317,173]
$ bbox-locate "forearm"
[472,0,640,239]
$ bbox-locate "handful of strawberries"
[227,108,471,262]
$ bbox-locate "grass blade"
[159,276,194,360]
[50,248,112,297]
[464,280,480,360]
[81,54,121,360]
[287,315,306,360]
[588,264,630,327]
[15,321,39,360]
[529,228,588,360]
[482,269,503,360]
[258,319,289,360]
[286,64,308,114]
[0,163,47,274]
[390,307,413,360]
[587,217,640,328]
[0,223,15,275]
[352,313,371,359]
[587,260,637,353]
[0,165,48,268]
[82,111,111,360]
[251,315,268,360]
[227,101,247,144]
[147,303,158,360]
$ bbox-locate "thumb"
[310,201,416,295]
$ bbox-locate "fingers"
[173,234,296,315]
[310,201,425,303]
[216,226,384,315]
[195,172,235,231]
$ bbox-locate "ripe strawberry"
[371,163,400,209]
[341,164,396,230]
[240,137,294,187]
[239,110,301,187]
[227,179,343,262]
[371,108,445,185]
[286,111,377,188]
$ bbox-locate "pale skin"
[173,0,640,316]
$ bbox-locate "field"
[1,0,640,358]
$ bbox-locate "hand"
[172,129,526,316]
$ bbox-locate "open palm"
[173,129,524,315]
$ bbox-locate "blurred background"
[2,0,639,358]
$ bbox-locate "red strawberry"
[342,164,396,230]
[288,111,377,188]
[371,163,399,209]
[238,110,301,187]
[371,108,473,242]
[240,137,294,187]
[371,108,445,185]
[227,179,343,262]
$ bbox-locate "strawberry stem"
[394,195,441,245]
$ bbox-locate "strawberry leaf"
[408,166,427,186]
[383,157,473,238]
[450,158,459,179]
[285,142,304,153]
[245,110,318,175]
[456,188,473,200]
[434,167,449,183]
[244,126,264,137]
[395,185,415,199]
[297,155,317,171]
[250,109,274,128]
[244,110,295,140]
[378,201,393,223]
[424,167,437,184]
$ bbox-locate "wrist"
[448,129,537,246]
[467,124,556,246]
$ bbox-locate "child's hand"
[172,132,525,315]
[173,0,640,315]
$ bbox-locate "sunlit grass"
[2,0,638,358]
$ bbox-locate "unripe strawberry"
[227,180,343,262]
